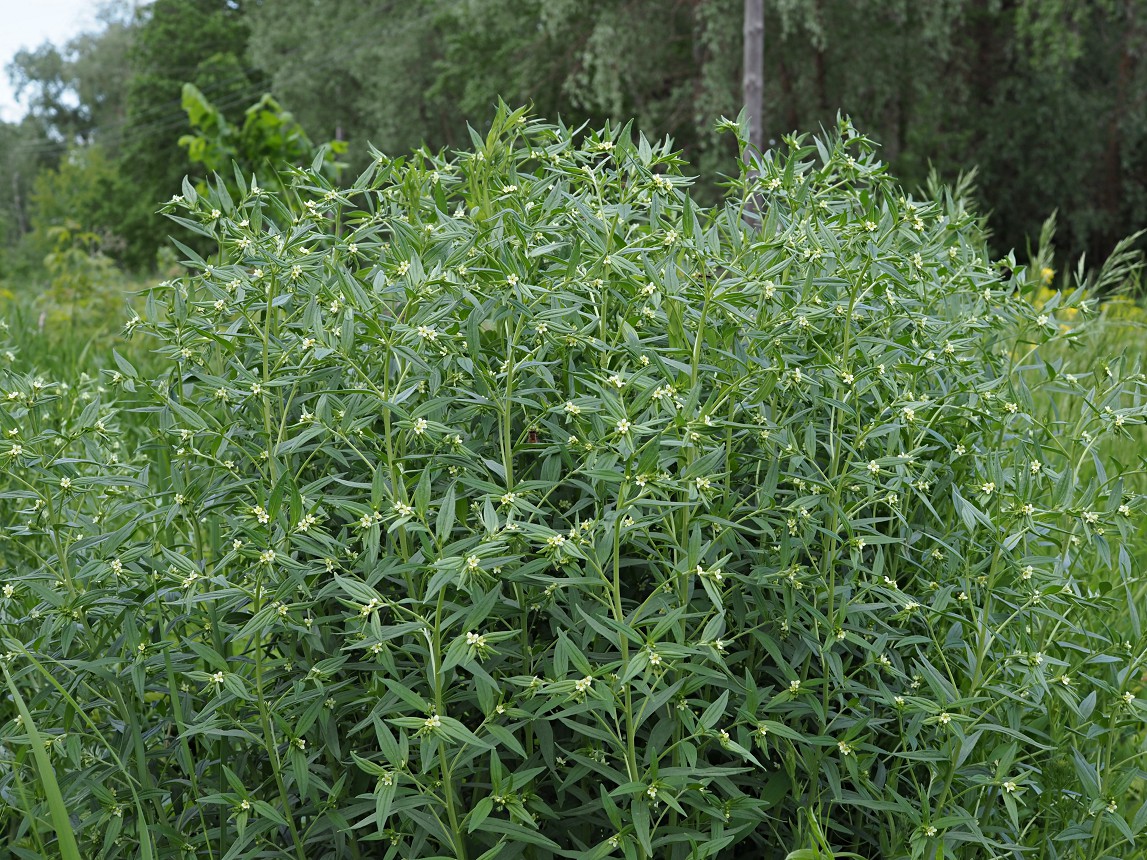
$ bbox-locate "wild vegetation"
[0,2,1145,859]
[0,105,1143,859]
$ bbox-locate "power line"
[7,74,270,155]
[6,17,400,157]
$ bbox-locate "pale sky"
[0,0,105,122]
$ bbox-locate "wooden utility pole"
[743,0,765,219]
[743,0,765,155]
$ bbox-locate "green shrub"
[1,106,1145,859]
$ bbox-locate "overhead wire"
[4,18,399,157]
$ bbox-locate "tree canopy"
[0,0,1144,278]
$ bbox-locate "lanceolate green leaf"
[0,105,1142,860]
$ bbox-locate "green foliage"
[0,108,1145,860]
[179,83,346,186]
[246,0,744,183]
[112,0,262,269]
[247,0,451,160]
[36,223,123,320]
[25,146,125,257]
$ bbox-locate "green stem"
[431,595,469,860]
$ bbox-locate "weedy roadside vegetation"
[0,105,1145,859]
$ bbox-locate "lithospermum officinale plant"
[1,105,1146,859]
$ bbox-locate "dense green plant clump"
[1,107,1146,859]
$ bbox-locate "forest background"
[1,0,1145,307]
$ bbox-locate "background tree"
[113,0,263,268]
[2,0,1147,276]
